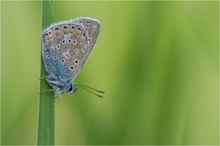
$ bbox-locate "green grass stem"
[37,1,55,145]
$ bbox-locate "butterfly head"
[66,82,77,94]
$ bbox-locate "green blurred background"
[1,1,219,145]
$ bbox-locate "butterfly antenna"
[76,83,105,93]
[75,84,105,98]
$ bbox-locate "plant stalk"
[37,0,55,145]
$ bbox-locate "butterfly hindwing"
[75,17,101,70]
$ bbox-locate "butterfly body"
[42,17,100,96]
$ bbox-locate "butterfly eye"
[66,84,73,93]
[68,39,72,43]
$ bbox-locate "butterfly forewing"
[42,17,100,94]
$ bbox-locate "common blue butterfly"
[42,17,101,97]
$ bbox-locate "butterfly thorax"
[46,75,76,95]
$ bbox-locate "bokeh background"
[1,1,219,145]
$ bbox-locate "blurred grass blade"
[37,0,55,145]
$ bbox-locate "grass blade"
[37,0,55,145]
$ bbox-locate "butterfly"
[42,17,102,97]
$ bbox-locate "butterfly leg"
[54,91,64,102]
[39,76,47,80]
[55,95,62,102]
[39,89,54,94]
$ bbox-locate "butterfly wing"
[42,17,100,83]
[42,20,85,82]
[74,17,101,73]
